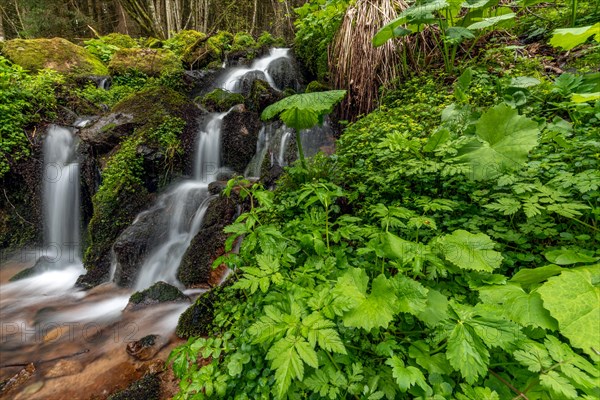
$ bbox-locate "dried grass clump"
[329,0,437,121]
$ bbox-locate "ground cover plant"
[169,6,600,395]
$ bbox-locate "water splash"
[220,48,291,92]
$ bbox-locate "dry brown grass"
[329,0,438,120]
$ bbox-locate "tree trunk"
[0,5,4,41]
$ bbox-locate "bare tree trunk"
[250,0,257,35]
[0,6,4,41]
[115,1,129,34]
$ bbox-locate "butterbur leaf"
[386,356,429,392]
[549,23,600,51]
[544,249,598,265]
[457,103,539,180]
[439,230,503,272]
[538,269,600,360]
[333,269,399,331]
[467,13,515,30]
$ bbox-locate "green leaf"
[539,371,579,399]
[261,90,346,131]
[513,341,553,372]
[538,269,600,360]
[479,284,558,330]
[457,103,539,180]
[509,76,541,88]
[549,23,600,51]
[416,289,449,326]
[266,336,304,398]
[424,129,451,152]
[571,92,600,103]
[391,275,429,315]
[373,16,409,47]
[303,312,347,355]
[386,356,429,392]
[545,249,598,265]
[446,320,489,383]
[467,13,515,30]
[439,230,503,272]
[295,338,319,369]
[333,269,399,331]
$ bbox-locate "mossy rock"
[128,281,189,308]
[164,30,207,56]
[1,38,107,76]
[247,79,283,112]
[100,33,138,49]
[257,32,286,48]
[182,31,233,69]
[108,373,160,400]
[230,32,257,52]
[305,80,330,93]
[108,48,181,77]
[176,287,221,338]
[199,88,244,112]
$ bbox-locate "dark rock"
[126,334,167,361]
[208,181,228,195]
[233,70,268,97]
[177,196,237,287]
[127,281,189,310]
[267,56,302,91]
[113,207,167,288]
[79,113,136,154]
[183,69,221,99]
[176,288,221,338]
[108,373,160,400]
[221,108,261,174]
[247,79,283,112]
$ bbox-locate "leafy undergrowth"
[169,34,600,399]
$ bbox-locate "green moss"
[305,80,329,93]
[108,48,182,77]
[199,88,244,111]
[108,373,160,400]
[257,31,286,48]
[231,32,257,52]
[176,288,221,338]
[129,281,188,304]
[8,266,38,282]
[101,33,138,49]
[1,38,108,76]
[164,30,207,56]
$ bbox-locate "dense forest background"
[0,0,306,41]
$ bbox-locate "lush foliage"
[294,0,350,79]
[170,53,600,399]
[0,56,64,177]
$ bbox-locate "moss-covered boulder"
[127,281,189,310]
[164,30,206,56]
[178,195,238,287]
[246,79,283,112]
[305,80,330,93]
[100,33,138,49]
[199,88,244,112]
[108,373,160,400]
[182,31,233,69]
[108,48,181,77]
[176,287,222,338]
[1,38,107,76]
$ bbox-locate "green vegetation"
[169,2,600,398]
[199,89,245,112]
[0,56,63,177]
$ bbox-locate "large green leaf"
[261,90,346,130]
[457,103,539,180]
[545,249,598,265]
[549,23,600,51]
[439,230,503,272]
[333,268,399,331]
[466,13,515,30]
[537,268,600,360]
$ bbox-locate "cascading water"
[42,125,81,267]
[220,48,292,92]
[131,112,227,290]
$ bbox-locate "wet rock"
[199,88,245,112]
[1,38,107,76]
[126,281,190,311]
[112,206,167,288]
[183,69,221,99]
[176,288,220,338]
[221,107,261,174]
[108,373,160,400]
[178,196,237,287]
[208,181,228,195]
[79,113,136,154]
[247,78,283,112]
[0,363,35,396]
[126,334,168,361]
[109,48,182,77]
[267,56,302,91]
[45,360,83,378]
[234,70,268,97]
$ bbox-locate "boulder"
[107,373,160,400]
[126,281,189,311]
[232,70,268,97]
[79,113,136,154]
[267,56,302,91]
[108,48,181,77]
[221,107,261,174]
[178,196,237,286]
[182,31,232,69]
[112,206,167,288]
[1,38,108,76]
[199,88,245,112]
[247,79,283,112]
[176,288,221,338]
[126,334,168,361]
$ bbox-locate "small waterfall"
[132,112,227,290]
[244,123,295,178]
[42,125,81,267]
[220,48,291,92]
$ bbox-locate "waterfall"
[132,112,226,290]
[220,48,292,92]
[42,125,81,267]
